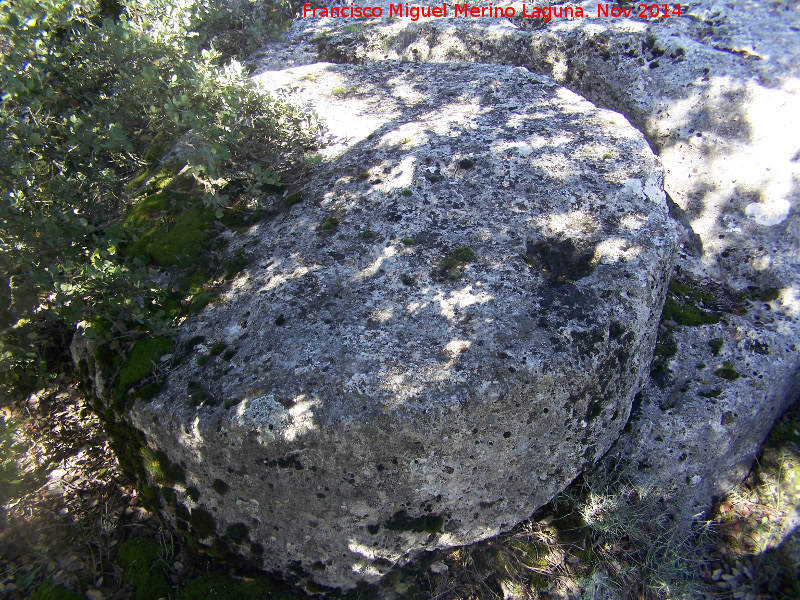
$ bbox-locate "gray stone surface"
[611,308,800,517]
[63,1,799,591]
[130,60,677,588]
[289,0,800,519]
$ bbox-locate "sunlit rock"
[295,0,800,525]
[130,60,677,588]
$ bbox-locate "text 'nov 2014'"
[302,3,684,21]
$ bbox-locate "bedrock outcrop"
[285,0,800,521]
[129,61,677,588]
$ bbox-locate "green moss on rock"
[220,208,266,229]
[118,337,172,392]
[224,397,242,409]
[766,419,800,449]
[147,204,215,267]
[118,537,162,566]
[668,280,690,297]
[141,447,185,486]
[320,217,340,231]
[117,538,171,600]
[716,361,741,381]
[745,286,781,302]
[439,257,459,270]
[450,247,475,262]
[105,420,144,478]
[102,419,174,511]
[124,192,171,228]
[188,292,215,313]
[126,199,216,268]
[226,253,249,280]
[189,388,214,407]
[423,515,445,534]
[284,192,302,208]
[209,342,227,356]
[126,168,155,194]
[184,268,212,293]
[438,247,475,281]
[662,278,723,326]
[654,331,677,359]
[662,296,720,326]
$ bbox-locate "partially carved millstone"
[130,61,678,588]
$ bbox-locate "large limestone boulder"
[130,60,677,588]
[296,0,800,520]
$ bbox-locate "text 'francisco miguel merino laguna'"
[302,3,685,20]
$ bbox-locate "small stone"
[689,475,703,486]
[173,562,184,571]
[86,589,106,600]
[429,561,449,574]
[59,556,82,572]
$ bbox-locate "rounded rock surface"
[131,61,677,589]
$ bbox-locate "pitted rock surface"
[130,61,677,588]
[281,0,800,521]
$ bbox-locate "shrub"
[0,0,318,397]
